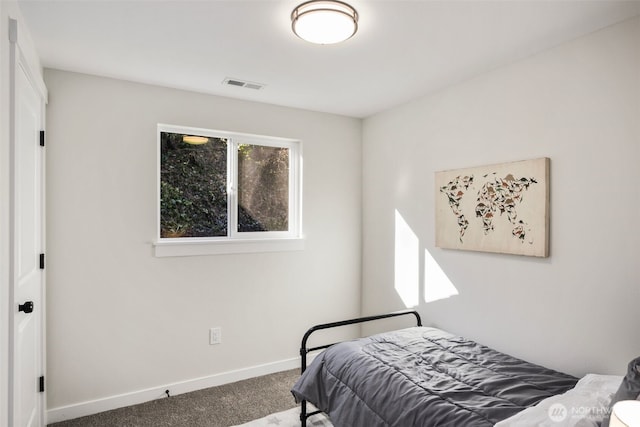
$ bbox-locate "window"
[155,124,302,257]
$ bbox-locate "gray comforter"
[291,327,577,427]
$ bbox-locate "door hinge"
[9,19,17,44]
[40,130,45,147]
[39,253,45,269]
[39,376,45,393]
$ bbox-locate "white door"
[10,19,46,427]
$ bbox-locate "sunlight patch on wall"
[424,250,458,303]
[395,210,419,308]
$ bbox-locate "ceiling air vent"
[222,78,265,90]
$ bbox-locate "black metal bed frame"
[298,310,422,427]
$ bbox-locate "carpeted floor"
[48,369,301,427]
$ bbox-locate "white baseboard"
[46,356,307,424]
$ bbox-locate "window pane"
[160,132,228,238]
[237,144,289,232]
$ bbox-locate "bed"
[291,311,621,427]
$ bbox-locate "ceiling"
[18,0,640,118]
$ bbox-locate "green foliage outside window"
[160,132,228,237]
[160,131,291,238]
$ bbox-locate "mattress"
[291,327,578,427]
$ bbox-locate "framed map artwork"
[435,158,549,257]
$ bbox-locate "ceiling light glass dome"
[291,0,358,45]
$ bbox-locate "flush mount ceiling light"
[291,0,358,45]
[182,135,209,145]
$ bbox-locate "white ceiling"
[18,0,640,118]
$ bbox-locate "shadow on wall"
[394,210,458,308]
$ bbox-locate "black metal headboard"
[297,310,422,426]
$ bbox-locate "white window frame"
[154,124,303,257]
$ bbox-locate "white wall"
[362,17,640,377]
[44,70,362,413]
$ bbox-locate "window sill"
[153,237,305,257]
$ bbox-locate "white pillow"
[495,374,623,427]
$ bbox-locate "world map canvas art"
[435,158,549,257]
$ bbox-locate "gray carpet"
[48,369,301,427]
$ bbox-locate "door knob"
[18,301,34,314]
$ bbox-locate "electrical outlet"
[209,327,222,345]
